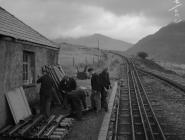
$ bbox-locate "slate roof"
[0,7,58,49]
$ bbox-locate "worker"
[99,67,111,112]
[88,68,101,113]
[59,76,87,120]
[58,76,71,109]
[37,68,55,117]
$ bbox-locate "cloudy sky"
[0,0,184,43]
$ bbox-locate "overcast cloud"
[0,0,184,43]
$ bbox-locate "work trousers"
[91,90,101,112]
[101,89,108,111]
[68,97,83,120]
[40,93,53,117]
[67,90,87,120]
[39,87,55,117]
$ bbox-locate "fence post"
[85,56,87,65]
[73,56,75,67]
[93,56,94,64]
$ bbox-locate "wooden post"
[98,39,100,62]
[73,56,75,67]
[93,56,94,64]
[85,56,87,65]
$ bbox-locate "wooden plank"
[19,87,32,116]
[5,87,32,124]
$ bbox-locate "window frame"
[23,50,35,87]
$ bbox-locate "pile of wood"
[76,65,90,80]
[43,65,65,104]
[0,83,75,140]
[0,114,74,139]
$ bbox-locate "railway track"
[137,68,185,93]
[110,51,185,94]
[109,56,168,140]
[105,51,185,140]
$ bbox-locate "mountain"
[126,21,185,64]
[54,33,132,51]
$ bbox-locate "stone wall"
[0,38,59,128]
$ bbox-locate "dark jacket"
[37,74,55,97]
[59,77,77,93]
[91,73,101,91]
[99,70,110,90]
[59,76,70,93]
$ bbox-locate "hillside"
[54,33,132,51]
[126,21,185,64]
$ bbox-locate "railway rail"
[106,51,185,140]
[112,58,167,140]
[110,51,185,97]
[104,51,179,140]
[137,68,185,93]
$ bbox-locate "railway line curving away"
[105,52,183,140]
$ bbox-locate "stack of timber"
[43,65,65,104]
[0,114,74,139]
[0,86,74,140]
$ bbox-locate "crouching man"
[59,77,87,120]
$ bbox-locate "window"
[23,51,35,85]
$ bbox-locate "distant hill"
[54,33,132,51]
[126,21,185,64]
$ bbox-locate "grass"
[59,46,100,67]
[135,58,176,74]
[158,62,185,76]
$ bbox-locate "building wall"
[0,38,59,128]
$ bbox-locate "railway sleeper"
[120,99,129,102]
[118,117,131,124]
[118,123,131,133]
[117,132,146,140]
[133,117,143,124]
[144,107,162,112]
[119,103,129,108]
[120,94,129,98]
[119,105,129,109]
[132,103,161,107]
[120,88,128,91]
[119,105,129,110]
[120,91,129,95]
[118,114,130,117]
[134,123,145,133]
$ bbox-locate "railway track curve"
[106,51,182,140]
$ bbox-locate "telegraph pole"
[93,56,94,64]
[73,56,75,67]
[98,39,100,61]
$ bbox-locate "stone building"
[0,7,59,128]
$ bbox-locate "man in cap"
[99,67,111,112]
[37,67,55,117]
[88,68,101,113]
